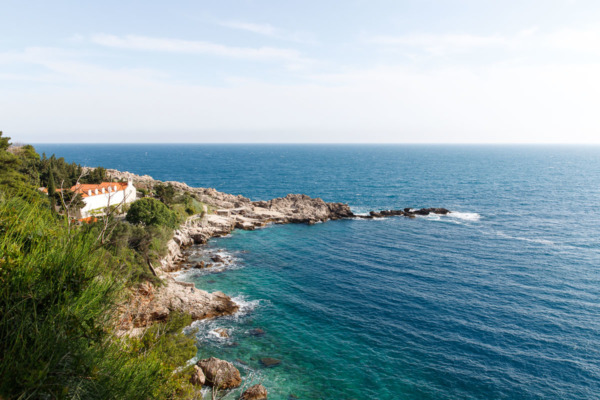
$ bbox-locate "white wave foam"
[495,231,554,246]
[231,295,260,316]
[177,247,246,279]
[186,295,261,346]
[448,211,482,221]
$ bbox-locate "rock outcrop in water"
[196,357,242,389]
[117,279,238,334]
[363,207,450,219]
[241,384,268,400]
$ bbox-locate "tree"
[83,167,107,184]
[47,168,56,210]
[126,198,179,228]
[155,183,176,205]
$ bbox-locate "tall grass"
[0,193,196,399]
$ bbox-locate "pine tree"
[47,168,56,211]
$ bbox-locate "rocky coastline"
[109,168,450,395]
[112,167,451,336]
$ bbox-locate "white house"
[73,179,137,219]
[41,178,137,219]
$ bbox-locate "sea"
[35,144,600,400]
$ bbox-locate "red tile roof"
[41,182,129,198]
[72,182,128,198]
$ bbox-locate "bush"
[126,198,179,228]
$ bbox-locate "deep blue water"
[36,144,600,399]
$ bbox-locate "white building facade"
[75,179,137,219]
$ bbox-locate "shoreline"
[111,167,451,337]
[113,169,355,336]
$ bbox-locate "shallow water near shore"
[36,144,600,399]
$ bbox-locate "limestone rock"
[117,279,239,332]
[190,365,205,386]
[252,194,354,223]
[214,328,229,338]
[241,384,268,400]
[197,357,242,389]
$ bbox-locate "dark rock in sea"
[366,207,450,218]
[225,342,239,348]
[260,357,281,368]
[413,208,430,215]
[240,384,268,400]
[235,358,248,365]
[197,357,242,389]
[193,261,205,269]
[211,254,225,263]
[249,328,265,336]
[413,207,451,215]
[207,280,217,284]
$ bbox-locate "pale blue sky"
[2,0,600,143]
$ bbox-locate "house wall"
[79,182,137,218]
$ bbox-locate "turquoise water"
[36,144,600,399]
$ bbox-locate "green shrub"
[126,198,179,228]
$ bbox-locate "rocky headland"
[112,167,451,336]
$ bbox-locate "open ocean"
[35,144,600,399]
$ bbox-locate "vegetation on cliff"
[0,132,202,399]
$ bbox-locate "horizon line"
[26,142,600,146]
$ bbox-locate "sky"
[1,0,600,143]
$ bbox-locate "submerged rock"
[197,357,242,389]
[260,357,281,368]
[241,384,268,400]
[249,328,265,336]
